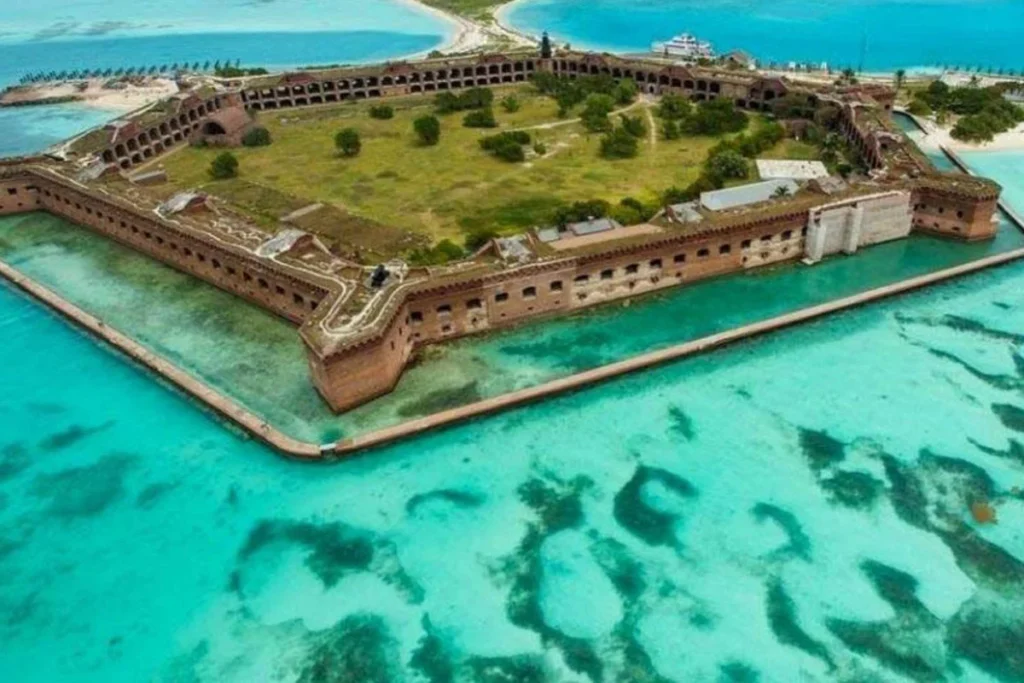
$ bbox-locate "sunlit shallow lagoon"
[3,223,1024,681]
[2,206,1023,443]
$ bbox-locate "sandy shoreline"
[1,78,178,112]
[908,113,1024,154]
[401,0,535,54]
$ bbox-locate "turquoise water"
[3,231,1024,681]
[0,0,451,157]
[506,0,1024,71]
[3,207,1023,444]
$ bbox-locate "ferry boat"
[651,33,715,60]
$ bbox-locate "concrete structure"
[0,47,1005,416]
[804,190,913,263]
[756,159,829,180]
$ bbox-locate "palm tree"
[894,68,906,91]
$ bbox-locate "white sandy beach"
[1,77,179,112]
[401,0,535,54]
[910,114,1024,153]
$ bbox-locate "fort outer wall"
[0,170,332,324]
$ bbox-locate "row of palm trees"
[17,59,243,85]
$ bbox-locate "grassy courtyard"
[156,85,814,258]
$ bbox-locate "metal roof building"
[700,179,801,212]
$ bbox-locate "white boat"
[651,33,715,60]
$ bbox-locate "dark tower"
[541,31,552,59]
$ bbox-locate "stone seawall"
[0,259,324,459]
[6,242,1024,460]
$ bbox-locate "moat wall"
[0,172,329,324]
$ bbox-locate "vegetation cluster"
[909,81,1023,142]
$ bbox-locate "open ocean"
[2,2,1024,681]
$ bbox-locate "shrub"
[334,127,361,156]
[682,99,749,136]
[414,115,441,145]
[242,126,271,147]
[209,151,238,179]
[463,107,498,128]
[479,131,531,162]
[493,139,525,162]
[613,78,639,105]
[408,239,465,265]
[436,87,493,113]
[619,114,646,138]
[465,228,499,251]
[907,98,932,116]
[662,119,680,140]
[705,149,749,181]
[599,126,639,159]
[369,104,394,119]
[552,199,610,227]
[533,142,547,156]
[500,95,521,113]
[658,94,692,120]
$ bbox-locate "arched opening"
[202,121,227,136]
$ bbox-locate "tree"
[242,126,272,147]
[500,95,521,113]
[600,126,639,159]
[612,78,638,105]
[414,115,441,145]
[334,128,361,156]
[894,68,906,91]
[619,114,646,138]
[662,119,681,140]
[369,104,394,119]
[658,94,692,120]
[772,185,792,198]
[581,93,615,132]
[209,152,239,179]
[705,150,749,182]
[463,108,498,128]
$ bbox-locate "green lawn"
[158,87,812,254]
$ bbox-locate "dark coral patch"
[517,477,590,533]
[798,428,845,473]
[826,619,944,682]
[613,466,696,547]
[860,560,923,612]
[820,471,883,509]
[135,481,179,509]
[38,420,114,451]
[881,455,931,531]
[751,503,811,561]
[591,537,646,600]
[466,655,547,683]
[409,616,454,683]
[765,580,834,670]
[947,601,1024,681]
[667,406,695,440]
[406,488,484,515]
[238,520,373,589]
[396,381,482,418]
[0,443,29,482]
[719,661,760,682]
[992,403,1024,434]
[298,614,401,683]
[30,453,136,519]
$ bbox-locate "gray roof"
[667,201,704,223]
[700,179,800,211]
[536,227,561,243]
[496,235,533,264]
[567,217,620,236]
